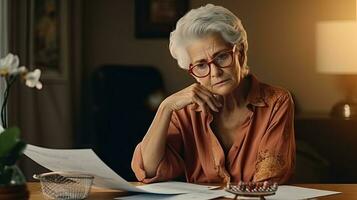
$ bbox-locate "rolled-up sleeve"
[253,92,296,184]
[131,112,185,183]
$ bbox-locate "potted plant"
[0,53,42,199]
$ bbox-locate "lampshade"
[316,21,357,74]
[316,17,357,118]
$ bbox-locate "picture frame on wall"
[135,0,188,38]
[29,0,69,82]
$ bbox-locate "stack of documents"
[24,144,341,200]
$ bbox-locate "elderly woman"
[131,4,295,184]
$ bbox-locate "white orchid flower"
[10,66,27,75]
[25,69,43,90]
[0,125,4,134]
[0,53,20,76]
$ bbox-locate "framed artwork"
[29,0,69,81]
[135,0,188,38]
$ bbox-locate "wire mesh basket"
[33,171,94,200]
[225,181,278,200]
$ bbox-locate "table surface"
[28,182,357,200]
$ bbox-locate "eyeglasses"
[188,45,237,78]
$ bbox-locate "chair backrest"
[79,65,165,180]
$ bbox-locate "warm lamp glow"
[316,21,357,74]
[315,1,357,118]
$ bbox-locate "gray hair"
[169,4,249,73]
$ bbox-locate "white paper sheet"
[223,185,341,200]
[116,190,227,200]
[137,182,219,193]
[24,144,216,195]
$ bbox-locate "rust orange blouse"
[131,74,295,184]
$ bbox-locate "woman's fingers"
[194,91,219,112]
[191,94,208,113]
[189,85,220,112]
[166,83,223,112]
[196,87,222,108]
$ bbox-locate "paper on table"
[137,182,219,193]
[24,144,143,192]
[24,144,216,195]
[116,190,227,200]
[269,186,341,200]
[223,185,341,200]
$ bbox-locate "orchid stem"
[1,76,17,128]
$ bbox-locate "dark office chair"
[79,65,166,181]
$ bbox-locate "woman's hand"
[162,83,222,113]
[141,84,220,177]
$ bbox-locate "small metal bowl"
[225,182,278,200]
[33,171,94,200]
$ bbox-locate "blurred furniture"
[294,114,357,183]
[78,65,165,181]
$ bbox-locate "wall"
[83,0,356,114]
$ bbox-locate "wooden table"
[28,182,128,200]
[28,182,357,200]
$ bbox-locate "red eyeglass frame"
[188,44,237,78]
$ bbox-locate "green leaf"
[2,142,26,166]
[0,127,21,158]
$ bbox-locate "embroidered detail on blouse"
[254,150,285,181]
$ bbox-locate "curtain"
[0,0,9,127]
[8,0,84,180]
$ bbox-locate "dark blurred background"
[4,0,357,183]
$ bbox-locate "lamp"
[316,15,357,118]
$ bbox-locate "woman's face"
[186,33,244,96]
